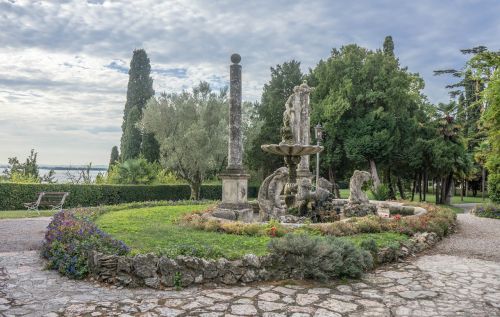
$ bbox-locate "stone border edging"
[87,230,442,290]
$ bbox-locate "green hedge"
[0,183,259,210]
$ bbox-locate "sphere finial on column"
[231,53,241,64]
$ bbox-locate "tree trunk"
[411,173,417,201]
[443,174,453,205]
[397,177,405,200]
[386,168,396,200]
[369,159,381,189]
[329,166,341,199]
[189,182,201,200]
[461,178,464,202]
[481,167,485,201]
[418,172,422,202]
[435,178,440,204]
[423,171,428,202]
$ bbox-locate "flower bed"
[472,204,500,219]
[42,210,129,279]
[180,203,456,239]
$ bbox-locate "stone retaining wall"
[87,231,441,290]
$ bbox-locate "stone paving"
[1,206,500,316]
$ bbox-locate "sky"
[0,0,499,165]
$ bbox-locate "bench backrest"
[37,192,69,206]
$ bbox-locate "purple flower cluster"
[42,210,129,279]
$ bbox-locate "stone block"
[132,254,158,278]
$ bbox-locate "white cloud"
[0,0,499,164]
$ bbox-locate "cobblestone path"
[1,206,499,317]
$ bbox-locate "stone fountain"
[261,116,323,210]
[259,82,335,221]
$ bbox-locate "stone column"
[227,54,243,171]
[214,54,252,222]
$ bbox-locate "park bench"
[24,192,69,214]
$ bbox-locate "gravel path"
[0,205,499,316]
[427,204,500,262]
[0,217,51,252]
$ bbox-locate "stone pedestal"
[214,173,253,222]
[219,173,251,207]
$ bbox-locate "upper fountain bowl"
[261,144,323,156]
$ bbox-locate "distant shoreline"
[0,165,108,171]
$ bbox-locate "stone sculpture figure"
[316,177,335,203]
[344,170,377,217]
[258,167,289,220]
[348,170,371,204]
[283,81,314,177]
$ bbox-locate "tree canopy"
[142,82,228,199]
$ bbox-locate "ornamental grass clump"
[42,210,129,279]
[268,233,373,280]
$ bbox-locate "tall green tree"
[310,38,425,192]
[383,35,394,56]
[108,146,120,171]
[121,107,142,161]
[482,62,500,202]
[434,47,493,197]
[142,82,228,199]
[119,49,158,161]
[141,133,160,163]
[246,61,303,179]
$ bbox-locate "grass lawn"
[338,188,489,204]
[0,209,57,219]
[95,204,410,259]
[95,204,271,259]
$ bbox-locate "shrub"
[313,221,360,236]
[0,183,259,210]
[371,184,390,201]
[472,204,500,219]
[389,206,415,216]
[268,234,373,280]
[42,210,129,279]
[359,238,378,258]
[350,216,383,233]
[488,173,500,204]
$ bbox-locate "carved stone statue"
[258,167,289,220]
[344,170,377,217]
[316,177,335,203]
[283,81,314,177]
[348,170,371,204]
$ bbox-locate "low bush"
[0,183,259,210]
[472,204,500,219]
[371,184,390,201]
[389,206,415,216]
[42,210,129,279]
[488,173,500,204]
[268,233,373,280]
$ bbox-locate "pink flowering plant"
[42,210,129,279]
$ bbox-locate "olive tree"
[142,82,228,199]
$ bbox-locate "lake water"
[39,168,105,183]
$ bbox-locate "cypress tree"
[108,146,120,171]
[383,36,395,57]
[121,107,142,161]
[119,49,157,160]
[141,133,160,163]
